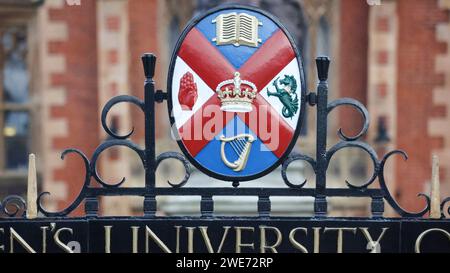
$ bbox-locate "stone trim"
[96,0,133,215]
[429,0,450,197]
[38,0,69,211]
[367,1,398,215]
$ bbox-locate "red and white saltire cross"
[177,28,296,158]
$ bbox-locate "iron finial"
[430,154,441,219]
[27,153,37,219]
[316,56,330,81]
[142,53,157,79]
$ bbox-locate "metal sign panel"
[167,5,306,181]
[1,219,449,253]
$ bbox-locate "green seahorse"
[267,75,299,119]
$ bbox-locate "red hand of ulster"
[178,72,198,111]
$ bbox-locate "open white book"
[212,12,262,47]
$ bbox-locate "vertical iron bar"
[258,195,271,218]
[85,196,99,217]
[200,195,214,218]
[314,57,330,217]
[371,196,384,218]
[142,53,157,217]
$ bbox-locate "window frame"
[0,6,38,183]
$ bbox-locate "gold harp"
[220,134,255,172]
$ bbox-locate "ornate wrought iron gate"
[0,4,449,254]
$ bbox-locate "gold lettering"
[359,227,389,253]
[175,226,181,253]
[235,227,254,253]
[186,227,195,253]
[199,226,230,253]
[54,228,74,253]
[41,226,49,253]
[104,226,112,253]
[324,227,357,253]
[289,227,308,253]
[131,226,139,253]
[415,228,450,253]
[259,226,282,253]
[9,228,36,253]
[313,227,321,253]
[145,226,172,253]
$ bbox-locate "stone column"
[97,0,133,216]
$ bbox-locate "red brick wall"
[49,2,99,215]
[128,0,160,142]
[396,0,448,211]
[338,0,369,137]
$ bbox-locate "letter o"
[415,228,450,253]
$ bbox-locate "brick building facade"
[0,0,449,216]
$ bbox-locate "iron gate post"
[142,53,157,217]
[314,57,330,217]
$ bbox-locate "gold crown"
[216,72,257,113]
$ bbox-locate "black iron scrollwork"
[32,54,447,219]
[301,57,436,218]
[282,153,315,189]
[37,149,91,217]
[32,54,193,218]
[90,140,145,188]
[0,195,26,218]
[327,98,369,141]
[378,150,430,218]
[101,95,145,139]
[156,152,191,188]
[326,141,379,190]
[441,197,450,219]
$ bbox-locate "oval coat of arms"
[167,5,306,181]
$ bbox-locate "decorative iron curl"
[327,141,379,190]
[101,95,144,139]
[90,140,145,188]
[37,149,91,217]
[378,150,430,218]
[0,195,26,218]
[327,98,370,141]
[156,152,191,188]
[441,197,450,219]
[281,153,316,189]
